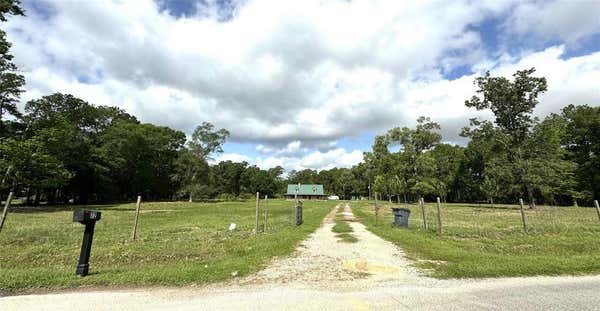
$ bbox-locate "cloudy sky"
[6,0,600,172]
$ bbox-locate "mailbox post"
[73,209,101,277]
[295,201,303,226]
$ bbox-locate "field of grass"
[353,201,600,278]
[332,221,352,234]
[0,199,335,294]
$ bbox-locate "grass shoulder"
[353,201,600,278]
[0,200,336,294]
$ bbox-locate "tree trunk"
[490,197,494,208]
[47,189,56,205]
[527,187,536,209]
[403,193,407,204]
[188,192,193,203]
[1,165,12,188]
[34,189,41,206]
[25,188,32,206]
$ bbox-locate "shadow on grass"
[10,205,121,214]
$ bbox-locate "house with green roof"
[285,184,326,200]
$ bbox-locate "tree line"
[353,69,599,207]
[0,1,289,204]
[0,88,294,204]
[1,1,598,206]
[268,69,599,208]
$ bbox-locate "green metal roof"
[286,184,324,195]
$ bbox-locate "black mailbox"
[73,209,101,276]
[73,209,101,223]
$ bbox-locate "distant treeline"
[0,2,598,206]
[2,79,597,206]
[354,69,600,207]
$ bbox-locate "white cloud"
[386,46,600,143]
[505,1,600,43]
[211,153,251,165]
[256,148,363,172]
[256,140,308,156]
[5,0,600,170]
[8,0,509,142]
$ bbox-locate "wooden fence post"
[519,198,528,234]
[255,192,259,235]
[436,197,442,235]
[421,197,428,230]
[594,200,600,222]
[374,192,379,225]
[264,195,268,233]
[0,192,14,234]
[131,195,142,240]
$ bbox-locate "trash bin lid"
[391,207,411,213]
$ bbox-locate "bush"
[238,193,256,200]
[217,193,237,202]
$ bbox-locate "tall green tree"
[559,104,600,202]
[464,68,576,207]
[0,137,70,203]
[287,169,318,184]
[174,122,229,202]
[0,0,25,137]
[23,93,137,203]
[387,116,442,201]
[240,165,282,196]
[99,121,185,201]
[339,169,355,200]
[465,68,547,144]
[430,143,465,201]
[212,160,248,196]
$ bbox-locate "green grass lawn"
[0,199,335,294]
[332,210,357,243]
[353,201,600,278]
[332,221,353,234]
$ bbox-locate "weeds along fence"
[367,199,600,236]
